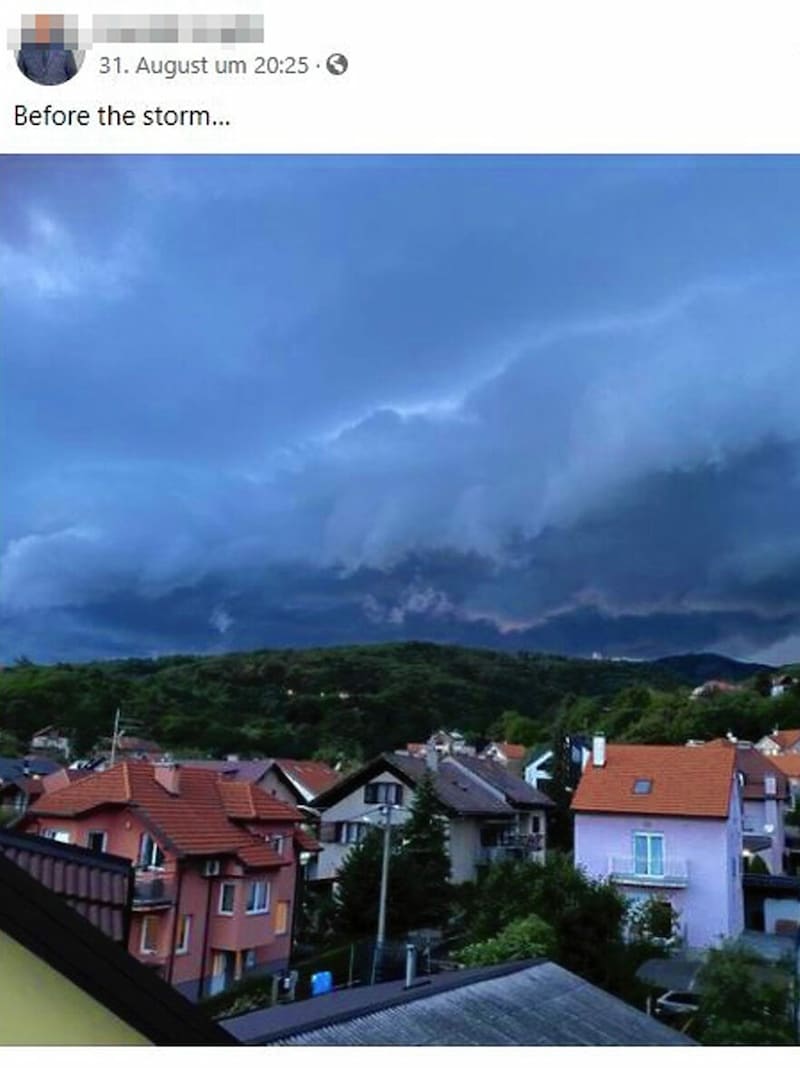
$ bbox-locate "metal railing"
[132,869,175,907]
[608,856,689,886]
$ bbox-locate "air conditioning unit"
[203,859,221,877]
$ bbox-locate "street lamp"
[361,802,407,984]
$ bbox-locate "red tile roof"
[571,744,736,818]
[28,763,297,870]
[763,753,800,779]
[486,742,526,761]
[702,740,789,800]
[294,827,323,853]
[770,729,800,751]
[273,759,341,800]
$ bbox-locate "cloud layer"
[4,155,800,663]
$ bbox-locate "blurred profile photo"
[16,13,83,86]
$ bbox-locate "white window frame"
[218,881,236,915]
[633,832,664,876]
[139,833,165,870]
[140,915,159,955]
[87,830,107,853]
[246,879,270,915]
[175,914,191,955]
[337,821,368,845]
[42,829,71,843]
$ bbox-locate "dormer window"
[633,778,652,795]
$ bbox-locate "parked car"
[654,990,701,1017]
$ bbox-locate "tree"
[398,772,452,928]
[455,914,556,967]
[332,776,453,940]
[694,942,795,1045]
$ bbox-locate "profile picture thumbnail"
[16,13,84,86]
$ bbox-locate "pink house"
[572,737,744,949]
[20,761,320,1000]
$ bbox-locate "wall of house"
[0,930,150,1045]
[21,810,297,999]
[574,807,743,948]
[764,897,800,934]
[316,772,413,881]
[257,768,300,807]
[743,797,785,874]
[447,818,481,883]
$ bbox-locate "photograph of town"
[1,154,799,1046]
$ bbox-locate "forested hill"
[0,642,777,762]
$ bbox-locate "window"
[633,778,653,794]
[87,830,107,853]
[633,833,664,876]
[274,900,290,935]
[175,914,191,955]
[531,815,541,834]
[42,829,71,843]
[218,882,236,915]
[246,880,270,914]
[243,948,258,972]
[336,821,369,845]
[138,833,165,869]
[140,915,159,954]
[364,782,403,806]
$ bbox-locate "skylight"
[633,778,652,794]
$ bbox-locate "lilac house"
[572,737,744,949]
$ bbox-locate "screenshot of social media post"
[2,0,800,1057]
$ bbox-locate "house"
[770,675,797,698]
[0,756,67,818]
[311,748,553,884]
[755,728,800,757]
[30,725,72,760]
[689,679,743,700]
[700,739,789,874]
[523,735,591,792]
[403,729,476,759]
[256,759,341,808]
[572,736,744,948]
[18,760,319,1000]
[0,823,133,943]
[762,752,800,875]
[92,735,164,768]
[223,958,695,1046]
[480,741,526,775]
[0,849,236,1045]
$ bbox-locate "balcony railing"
[477,834,544,864]
[607,856,689,888]
[132,869,175,909]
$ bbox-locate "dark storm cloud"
[4,156,800,662]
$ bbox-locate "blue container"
[310,970,333,997]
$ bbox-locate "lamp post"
[366,802,406,985]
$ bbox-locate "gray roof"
[224,960,696,1046]
[452,754,554,808]
[314,752,551,817]
[0,756,62,783]
[179,759,272,782]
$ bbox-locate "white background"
[2,0,800,152]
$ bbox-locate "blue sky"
[4,154,800,664]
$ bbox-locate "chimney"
[592,734,606,768]
[425,741,439,773]
[154,762,181,796]
[226,754,240,763]
[765,775,777,798]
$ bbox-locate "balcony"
[607,856,689,888]
[477,834,544,865]
[132,870,175,910]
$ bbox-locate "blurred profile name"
[93,13,263,44]
[8,14,263,50]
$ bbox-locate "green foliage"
[745,854,770,874]
[455,914,556,967]
[626,896,680,943]
[332,778,452,939]
[455,854,634,991]
[694,942,795,1045]
[0,729,23,757]
[0,641,690,760]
